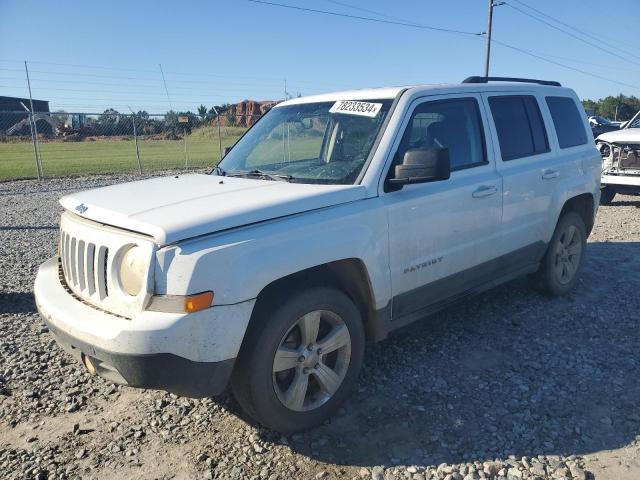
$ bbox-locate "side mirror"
[223,146,232,157]
[388,147,450,185]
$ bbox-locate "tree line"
[39,104,238,138]
[582,94,640,121]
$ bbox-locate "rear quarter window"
[545,96,588,148]
[488,95,549,161]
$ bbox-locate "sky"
[1,0,639,114]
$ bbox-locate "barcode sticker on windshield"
[329,100,382,118]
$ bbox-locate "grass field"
[0,125,248,179]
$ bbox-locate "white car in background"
[35,77,601,432]
[596,109,640,204]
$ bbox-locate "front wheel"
[231,286,365,432]
[533,211,587,296]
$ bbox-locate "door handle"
[542,169,560,180]
[472,185,498,198]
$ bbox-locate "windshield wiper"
[226,169,294,182]
[212,165,227,176]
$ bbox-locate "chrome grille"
[60,231,110,301]
[57,211,155,318]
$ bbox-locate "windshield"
[216,100,393,184]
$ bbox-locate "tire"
[231,286,365,433]
[533,211,587,297]
[600,186,616,205]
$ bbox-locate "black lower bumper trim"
[43,318,234,398]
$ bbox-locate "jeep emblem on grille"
[75,203,88,214]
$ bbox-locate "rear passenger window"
[398,98,487,171]
[489,96,549,161]
[546,96,588,148]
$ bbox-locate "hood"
[60,174,367,244]
[597,128,640,144]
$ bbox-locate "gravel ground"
[1,172,639,480]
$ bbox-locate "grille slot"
[70,237,77,285]
[60,231,109,301]
[85,243,95,295]
[99,246,109,299]
[77,240,86,290]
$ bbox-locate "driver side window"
[396,98,487,171]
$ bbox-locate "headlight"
[118,245,147,296]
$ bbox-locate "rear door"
[381,93,503,322]
[482,92,562,267]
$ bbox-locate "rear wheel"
[231,286,364,432]
[533,211,586,296]
[600,186,616,205]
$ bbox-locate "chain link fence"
[0,110,263,180]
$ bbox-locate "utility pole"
[484,1,503,77]
[24,61,43,179]
[21,101,41,180]
[484,0,494,77]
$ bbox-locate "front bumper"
[34,257,255,397]
[602,173,640,188]
[45,320,234,397]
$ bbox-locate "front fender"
[154,199,391,310]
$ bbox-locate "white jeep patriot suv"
[35,77,601,432]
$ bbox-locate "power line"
[5,48,638,86]
[0,66,353,92]
[533,54,640,75]
[0,58,158,73]
[510,0,640,61]
[248,0,640,92]
[489,38,640,91]
[0,67,163,82]
[0,76,309,92]
[0,93,249,104]
[0,85,289,100]
[247,0,484,36]
[322,0,407,22]
[0,58,352,87]
[504,2,640,69]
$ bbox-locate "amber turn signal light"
[184,291,214,313]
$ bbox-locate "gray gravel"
[1,172,639,480]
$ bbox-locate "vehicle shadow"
[0,292,37,314]
[251,241,640,467]
[609,200,640,208]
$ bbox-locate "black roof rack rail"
[462,76,562,87]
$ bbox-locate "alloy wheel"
[554,224,583,285]
[272,310,351,412]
